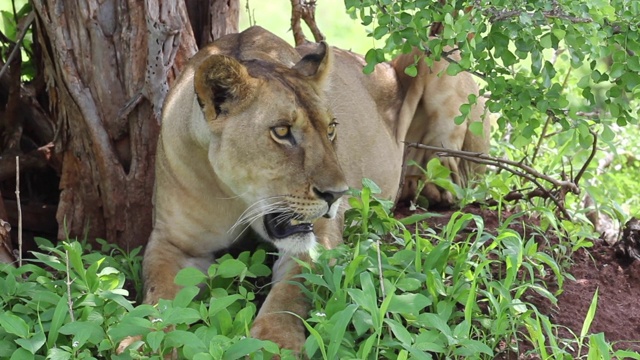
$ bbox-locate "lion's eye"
[327,121,338,141]
[271,126,291,139]
[271,125,291,139]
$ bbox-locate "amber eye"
[327,121,338,141]
[271,125,291,139]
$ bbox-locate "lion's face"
[193,43,348,254]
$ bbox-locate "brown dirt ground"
[394,202,640,356]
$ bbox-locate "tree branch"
[290,0,325,46]
[0,11,34,79]
[400,142,584,220]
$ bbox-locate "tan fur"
[119,26,490,355]
[393,47,491,206]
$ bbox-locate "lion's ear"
[194,55,254,120]
[293,41,333,89]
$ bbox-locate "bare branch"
[0,11,34,79]
[484,6,592,24]
[290,0,325,46]
[409,143,580,194]
[400,142,583,219]
[15,157,22,268]
[574,129,598,187]
[65,250,75,322]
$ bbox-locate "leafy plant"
[297,179,625,359]
[0,179,638,359]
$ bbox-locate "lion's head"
[189,41,348,254]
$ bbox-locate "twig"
[403,143,578,219]
[15,156,22,267]
[440,54,487,80]
[485,7,591,24]
[290,0,306,46]
[409,143,579,194]
[573,129,597,187]
[290,0,325,46]
[375,239,393,338]
[532,66,573,164]
[0,11,34,79]
[244,0,255,27]
[65,250,75,321]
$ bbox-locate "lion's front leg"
[117,233,212,356]
[251,216,344,353]
[251,254,309,353]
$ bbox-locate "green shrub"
[1,180,638,359]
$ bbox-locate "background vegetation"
[1,0,639,359]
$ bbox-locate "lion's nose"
[313,186,348,207]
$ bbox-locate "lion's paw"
[251,313,306,354]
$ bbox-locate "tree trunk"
[186,0,239,48]
[31,0,200,250]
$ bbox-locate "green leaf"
[222,338,268,360]
[327,304,358,359]
[386,318,413,344]
[173,285,200,308]
[357,333,377,359]
[455,338,494,356]
[46,348,72,360]
[59,321,105,347]
[373,25,389,39]
[587,333,611,360]
[174,267,207,287]
[216,259,247,279]
[164,330,205,350]
[415,330,446,353]
[417,313,452,339]
[0,312,29,338]
[580,288,599,340]
[469,121,485,136]
[14,330,45,354]
[48,294,70,349]
[404,64,418,77]
[540,33,552,49]
[163,307,201,326]
[303,318,328,360]
[361,178,382,194]
[146,331,165,352]
[364,49,377,64]
[9,348,33,360]
[399,212,440,225]
[388,293,432,315]
[446,62,462,76]
[613,350,640,359]
[209,294,243,318]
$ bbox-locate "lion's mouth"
[264,213,314,239]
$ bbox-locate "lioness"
[126,26,489,354]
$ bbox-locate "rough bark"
[32,1,198,250]
[186,0,239,48]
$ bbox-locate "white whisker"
[227,196,291,234]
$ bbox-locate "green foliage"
[1,179,638,358]
[348,1,640,225]
[346,0,639,135]
[0,240,288,359]
[0,0,35,79]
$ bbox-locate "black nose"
[313,186,347,207]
